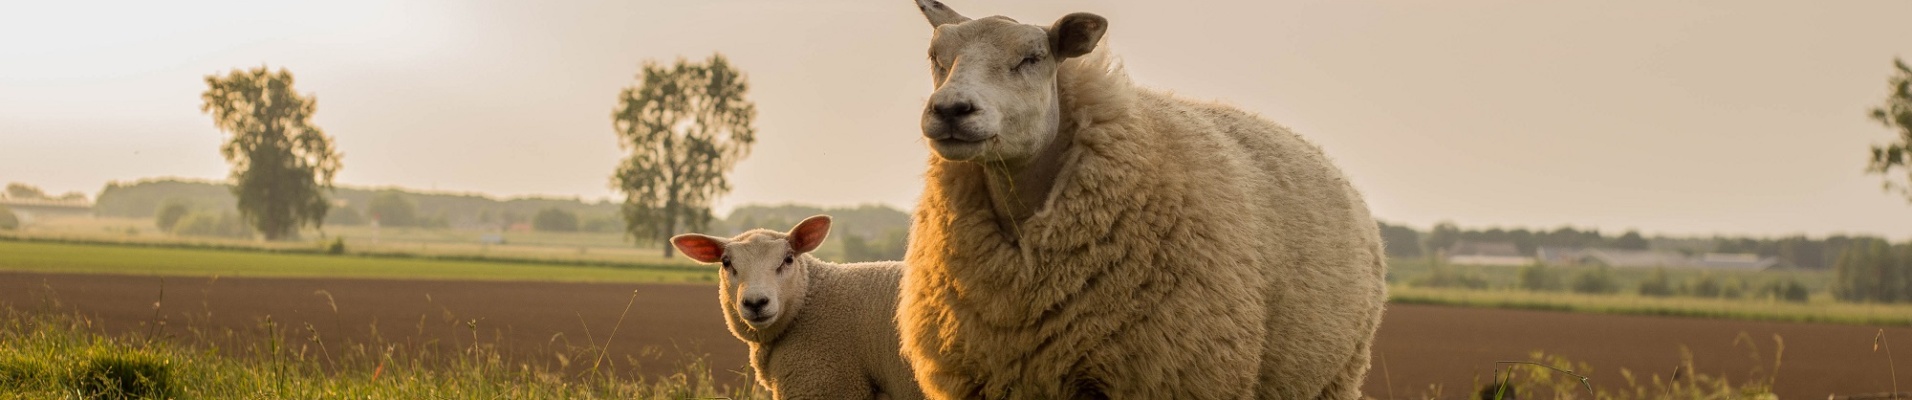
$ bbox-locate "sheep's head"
[915,0,1106,165]
[670,215,832,335]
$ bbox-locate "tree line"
[1378,220,1884,270]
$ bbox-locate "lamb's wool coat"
[898,48,1389,399]
[714,231,925,400]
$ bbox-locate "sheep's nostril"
[741,297,769,313]
[933,101,978,121]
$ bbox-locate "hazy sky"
[3,1,1910,239]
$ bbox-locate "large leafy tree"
[611,54,757,258]
[200,66,342,240]
[1867,58,1912,203]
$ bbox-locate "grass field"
[0,306,762,399]
[0,240,716,284]
[1390,285,1912,326]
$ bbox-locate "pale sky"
[3,1,1910,239]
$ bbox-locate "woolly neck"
[911,46,1164,329]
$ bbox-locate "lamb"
[671,215,925,400]
[896,1,1388,399]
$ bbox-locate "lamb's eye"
[721,257,734,273]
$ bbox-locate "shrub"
[1570,266,1620,294]
[153,201,190,231]
[1517,263,1562,292]
[1637,268,1677,297]
[1781,279,1810,303]
[1690,273,1724,298]
[325,237,346,255]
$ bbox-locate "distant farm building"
[1535,246,1776,270]
[0,197,94,224]
[1443,240,1535,266]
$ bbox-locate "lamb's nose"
[741,297,769,314]
[933,101,977,121]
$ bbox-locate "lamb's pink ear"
[916,0,971,28]
[787,215,832,254]
[671,234,728,263]
[1049,12,1107,59]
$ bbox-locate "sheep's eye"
[721,257,734,273]
[777,254,793,273]
[1013,54,1041,71]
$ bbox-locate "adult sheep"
[897,1,1388,399]
[671,216,925,400]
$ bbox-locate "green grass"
[0,240,718,284]
[1390,285,1912,326]
[0,306,763,399]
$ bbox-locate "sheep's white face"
[670,216,832,333]
[712,235,808,330]
[916,0,1106,165]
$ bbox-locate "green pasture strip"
[1389,285,1912,327]
[0,233,692,271]
[0,240,716,284]
[0,307,761,399]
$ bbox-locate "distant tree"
[0,204,18,230]
[201,66,342,240]
[366,192,418,227]
[1377,221,1423,258]
[1422,222,1461,256]
[55,192,86,201]
[1832,238,1909,303]
[1611,230,1649,250]
[5,183,46,199]
[610,54,757,258]
[533,207,580,232]
[155,200,191,231]
[1865,57,1912,203]
[323,205,366,226]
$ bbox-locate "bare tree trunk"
[661,201,677,259]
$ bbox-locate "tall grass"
[0,303,764,399]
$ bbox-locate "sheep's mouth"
[744,314,776,326]
[925,129,994,143]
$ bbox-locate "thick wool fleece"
[898,48,1388,400]
[725,254,925,400]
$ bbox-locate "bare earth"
[3,272,1908,399]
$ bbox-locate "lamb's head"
[670,215,833,334]
[915,0,1106,164]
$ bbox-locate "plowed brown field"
[4,272,1908,399]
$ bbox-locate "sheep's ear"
[916,0,970,28]
[787,215,832,254]
[671,234,728,264]
[1048,12,1107,59]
